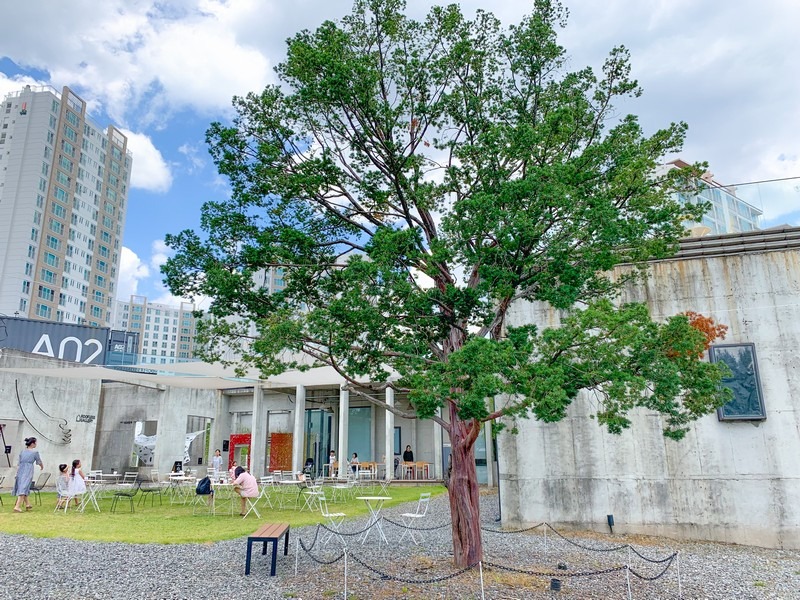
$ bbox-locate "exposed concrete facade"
[0,349,101,479]
[500,228,800,549]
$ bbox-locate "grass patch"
[1,484,445,544]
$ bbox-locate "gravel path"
[1,490,798,599]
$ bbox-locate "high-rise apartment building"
[112,296,197,365]
[661,159,763,235]
[0,85,131,326]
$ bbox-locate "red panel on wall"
[269,432,293,472]
[228,433,251,470]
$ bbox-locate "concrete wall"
[96,383,220,476]
[500,247,800,548]
[0,349,100,482]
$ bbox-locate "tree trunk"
[447,402,483,568]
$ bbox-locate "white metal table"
[356,496,391,545]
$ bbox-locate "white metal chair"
[242,496,261,519]
[258,476,275,508]
[398,492,431,544]
[122,471,138,485]
[318,493,346,545]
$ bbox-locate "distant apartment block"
[253,266,286,294]
[112,296,197,365]
[662,159,763,235]
[0,85,131,326]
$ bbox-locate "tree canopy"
[163,0,730,565]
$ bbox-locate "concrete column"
[384,387,395,481]
[292,385,306,475]
[484,420,495,488]
[433,408,443,479]
[250,385,267,476]
[337,387,349,474]
[210,389,226,463]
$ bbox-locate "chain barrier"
[483,560,627,579]
[383,516,453,531]
[298,524,322,553]
[481,522,545,534]
[628,545,677,563]
[347,551,479,585]
[543,523,631,553]
[627,554,678,581]
[297,537,347,566]
[318,518,380,537]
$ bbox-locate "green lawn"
[0,484,445,544]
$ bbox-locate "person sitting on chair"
[232,466,258,516]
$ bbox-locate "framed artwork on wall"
[709,343,766,421]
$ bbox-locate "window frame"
[709,343,767,421]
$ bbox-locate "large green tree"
[163,0,730,567]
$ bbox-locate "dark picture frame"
[709,343,766,421]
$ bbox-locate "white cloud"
[117,247,150,300]
[178,143,205,173]
[0,73,48,99]
[150,239,171,271]
[120,129,173,193]
[2,0,798,219]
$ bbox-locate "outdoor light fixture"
[607,514,615,534]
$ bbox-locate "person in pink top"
[232,466,258,516]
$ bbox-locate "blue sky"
[1,0,798,306]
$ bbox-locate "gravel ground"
[1,490,798,599]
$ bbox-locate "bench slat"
[250,523,289,539]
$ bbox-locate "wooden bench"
[245,522,290,576]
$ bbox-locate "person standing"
[403,445,414,462]
[328,450,336,477]
[54,463,70,511]
[211,449,223,473]
[68,459,87,507]
[12,437,44,512]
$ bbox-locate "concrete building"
[3,227,799,551]
[0,85,131,327]
[500,226,800,549]
[662,159,763,234]
[112,296,197,365]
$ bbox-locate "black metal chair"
[138,480,164,507]
[29,472,51,506]
[111,480,141,513]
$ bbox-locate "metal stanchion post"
[677,550,682,599]
[343,548,348,600]
[479,561,485,600]
[625,546,632,600]
[295,538,299,575]
[544,523,548,553]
